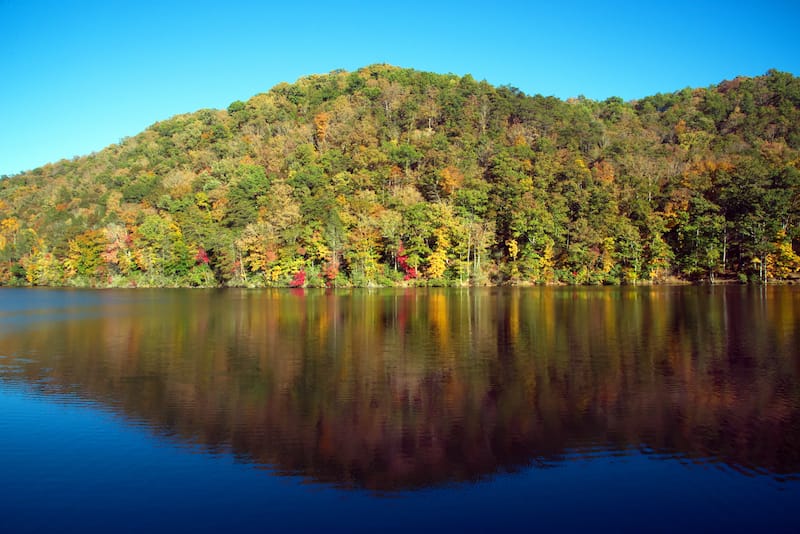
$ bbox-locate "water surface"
[1,286,798,531]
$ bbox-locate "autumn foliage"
[397,243,418,280]
[289,269,306,288]
[0,65,798,287]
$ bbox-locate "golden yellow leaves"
[314,112,331,146]
[438,166,463,196]
[0,218,20,251]
[767,231,800,279]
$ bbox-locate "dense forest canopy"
[1,65,799,287]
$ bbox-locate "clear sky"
[1,0,799,177]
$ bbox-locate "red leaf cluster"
[397,243,417,280]
[195,247,209,264]
[290,269,306,288]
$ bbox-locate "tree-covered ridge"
[1,65,799,287]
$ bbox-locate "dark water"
[0,286,798,532]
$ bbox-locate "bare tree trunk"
[722,230,727,271]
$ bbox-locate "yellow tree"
[63,229,106,280]
[15,227,58,285]
[313,112,331,148]
[427,226,452,280]
[23,249,63,286]
[766,231,800,279]
[236,223,277,277]
[0,217,20,252]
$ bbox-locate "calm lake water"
[0,286,798,532]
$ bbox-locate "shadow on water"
[0,286,799,491]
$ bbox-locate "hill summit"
[1,65,799,287]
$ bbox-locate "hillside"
[1,65,799,287]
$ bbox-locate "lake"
[0,286,798,532]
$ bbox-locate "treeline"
[1,65,799,287]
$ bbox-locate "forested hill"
[1,65,799,287]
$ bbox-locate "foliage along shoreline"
[1,65,799,288]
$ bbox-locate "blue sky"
[1,0,798,177]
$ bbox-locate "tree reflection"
[0,286,798,490]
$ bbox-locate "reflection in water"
[0,286,798,490]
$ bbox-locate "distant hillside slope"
[1,65,798,287]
